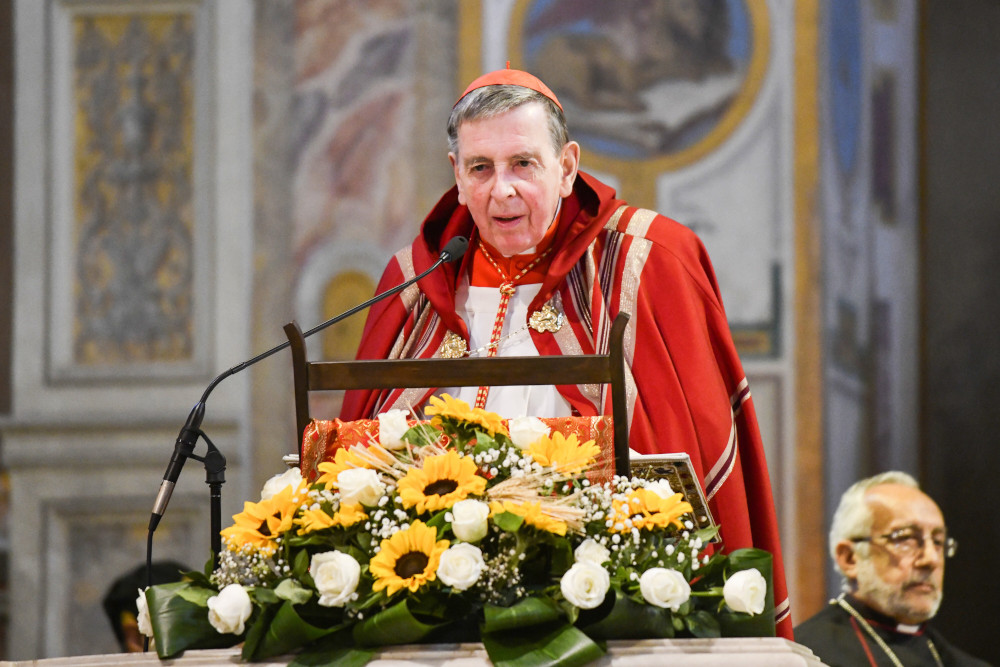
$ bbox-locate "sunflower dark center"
[424,479,458,496]
[258,511,282,537]
[394,551,430,578]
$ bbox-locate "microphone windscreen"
[440,236,469,262]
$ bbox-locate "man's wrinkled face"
[450,102,579,257]
[849,484,947,625]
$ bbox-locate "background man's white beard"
[854,558,942,623]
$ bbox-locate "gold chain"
[477,240,553,286]
[833,595,943,667]
[472,241,553,408]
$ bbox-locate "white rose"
[450,499,490,543]
[508,416,550,450]
[207,584,252,635]
[337,467,385,507]
[378,410,410,450]
[560,562,610,609]
[574,538,610,566]
[644,478,676,499]
[135,588,153,638]
[639,567,691,611]
[310,551,361,607]
[260,467,303,500]
[723,568,767,615]
[436,543,486,591]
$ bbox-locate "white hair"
[828,471,920,585]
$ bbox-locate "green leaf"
[146,582,238,659]
[181,560,214,588]
[293,547,312,580]
[472,430,499,452]
[241,603,280,659]
[253,586,281,606]
[720,548,776,638]
[403,424,439,446]
[425,509,450,531]
[580,590,674,640]
[276,578,314,605]
[549,539,574,575]
[683,610,721,638]
[694,525,721,544]
[482,621,604,667]
[493,511,525,533]
[352,599,443,647]
[176,585,215,607]
[290,641,375,667]
[242,601,336,661]
[482,597,563,634]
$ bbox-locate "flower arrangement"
[143,395,775,666]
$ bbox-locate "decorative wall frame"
[47,0,216,382]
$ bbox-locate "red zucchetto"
[455,63,563,110]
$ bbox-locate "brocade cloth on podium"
[300,416,615,482]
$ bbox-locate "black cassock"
[794,595,993,667]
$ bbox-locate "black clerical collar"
[843,594,927,636]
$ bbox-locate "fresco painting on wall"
[71,14,196,368]
[505,0,779,359]
[513,0,766,169]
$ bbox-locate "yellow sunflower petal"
[610,488,693,532]
[331,502,368,528]
[315,447,373,489]
[490,500,567,536]
[527,431,600,474]
[425,394,508,437]
[297,508,337,534]
[369,521,450,596]
[397,451,487,514]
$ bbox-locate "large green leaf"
[290,641,375,667]
[146,582,238,659]
[482,621,604,667]
[351,599,443,647]
[482,597,563,634]
[720,548,775,637]
[683,610,721,638]
[243,601,339,661]
[580,590,674,640]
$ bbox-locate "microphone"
[439,235,469,263]
[148,236,469,533]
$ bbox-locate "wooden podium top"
[2,638,827,666]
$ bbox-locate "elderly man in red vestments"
[339,68,792,638]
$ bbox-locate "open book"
[629,450,720,543]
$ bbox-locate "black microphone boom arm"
[147,236,469,537]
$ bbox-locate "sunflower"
[221,485,301,553]
[369,521,450,596]
[296,502,368,534]
[331,502,368,528]
[610,488,692,532]
[490,500,568,536]
[397,451,487,513]
[425,394,508,437]
[297,507,337,534]
[527,431,600,474]
[315,446,374,489]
